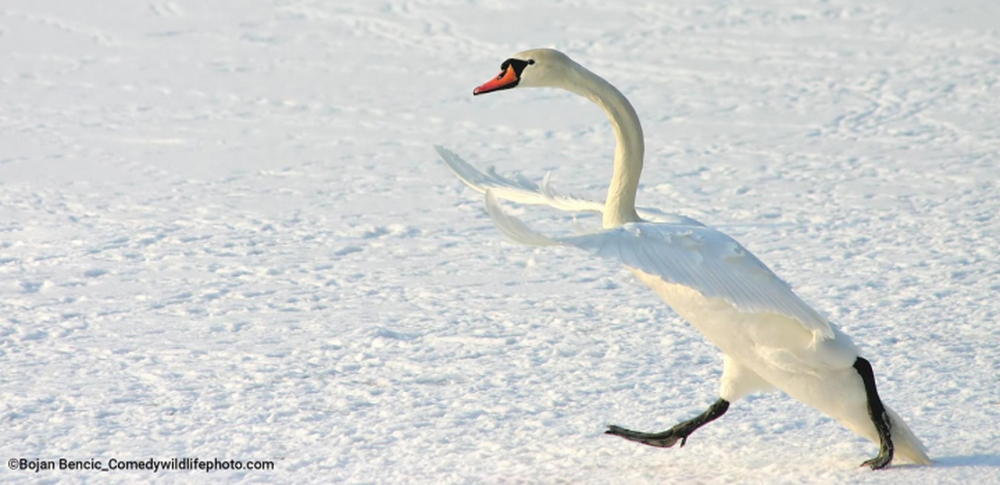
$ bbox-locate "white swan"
[436,48,931,469]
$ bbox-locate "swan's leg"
[605,399,729,448]
[854,357,894,470]
[718,355,773,402]
[605,357,768,449]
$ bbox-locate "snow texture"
[1,0,998,483]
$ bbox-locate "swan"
[435,48,931,469]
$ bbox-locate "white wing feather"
[436,146,703,226]
[484,190,834,341]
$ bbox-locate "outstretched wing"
[485,191,834,341]
[435,146,704,226]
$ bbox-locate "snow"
[1,0,998,483]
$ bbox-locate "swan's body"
[438,48,930,468]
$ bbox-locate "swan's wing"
[485,191,834,341]
[566,224,835,341]
[436,145,603,212]
[435,146,704,226]
[636,207,705,227]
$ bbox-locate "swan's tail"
[838,401,931,466]
[885,405,932,465]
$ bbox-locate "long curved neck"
[563,64,644,228]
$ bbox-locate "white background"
[1,0,998,483]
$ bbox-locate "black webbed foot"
[860,449,893,470]
[605,399,729,449]
[605,424,691,448]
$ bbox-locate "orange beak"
[473,66,520,96]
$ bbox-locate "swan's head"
[473,48,578,96]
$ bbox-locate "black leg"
[605,399,730,448]
[853,357,894,470]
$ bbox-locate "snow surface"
[1,0,999,483]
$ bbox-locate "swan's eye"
[502,58,532,78]
[527,59,535,65]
